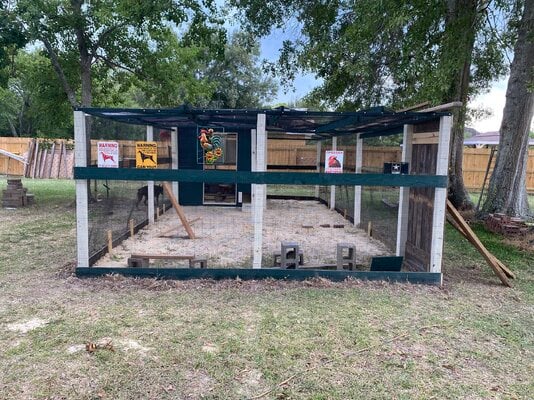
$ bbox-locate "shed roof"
[76,106,449,139]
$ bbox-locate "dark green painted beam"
[74,167,448,188]
[76,267,442,285]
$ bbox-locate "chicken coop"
[73,105,452,285]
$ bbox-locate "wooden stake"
[162,182,195,239]
[343,209,347,219]
[156,207,160,219]
[107,230,113,253]
[446,200,512,286]
[129,219,135,237]
[367,221,373,237]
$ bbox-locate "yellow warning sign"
[136,141,158,168]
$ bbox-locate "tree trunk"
[482,0,534,217]
[444,0,479,210]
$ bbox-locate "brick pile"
[2,179,34,208]
[484,213,530,236]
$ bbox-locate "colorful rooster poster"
[198,127,224,164]
[325,150,344,173]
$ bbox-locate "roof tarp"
[75,106,450,139]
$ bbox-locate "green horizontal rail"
[74,167,448,188]
[76,267,442,285]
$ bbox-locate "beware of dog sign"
[136,141,158,168]
[97,141,119,168]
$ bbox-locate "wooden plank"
[23,139,33,177]
[74,167,449,188]
[47,142,56,178]
[162,181,195,239]
[39,146,48,178]
[62,141,68,178]
[76,267,443,285]
[131,253,195,260]
[446,213,515,279]
[57,141,64,178]
[31,141,40,178]
[446,200,511,286]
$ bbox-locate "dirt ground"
[95,199,390,268]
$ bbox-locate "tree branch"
[41,37,79,107]
[93,53,145,77]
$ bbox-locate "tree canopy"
[231,0,523,209]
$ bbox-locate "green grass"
[0,178,533,399]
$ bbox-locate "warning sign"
[136,141,158,168]
[325,150,344,173]
[97,141,119,168]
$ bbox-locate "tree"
[15,0,226,109]
[203,31,277,108]
[0,0,27,86]
[231,0,519,209]
[482,0,533,217]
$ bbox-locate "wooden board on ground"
[446,200,513,286]
[162,182,195,239]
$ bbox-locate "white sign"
[325,150,344,173]
[97,141,119,168]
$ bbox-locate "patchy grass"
[0,178,533,399]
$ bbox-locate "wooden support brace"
[446,200,512,286]
[162,182,195,239]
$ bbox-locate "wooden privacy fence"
[463,148,534,192]
[1,136,534,190]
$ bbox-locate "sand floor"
[95,199,390,268]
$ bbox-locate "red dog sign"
[97,141,119,168]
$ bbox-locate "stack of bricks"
[484,213,530,236]
[2,179,33,208]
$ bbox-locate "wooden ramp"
[446,200,513,287]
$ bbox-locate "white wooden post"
[146,125,154,224]
[74,111,89,268]
[330,136,337,210]
[171,127,179,201]
[315,140,321,198]
[353,135,363,226]
[430,116,453,277]
[250,128,257,214]
[252,115,266,268]
[396,125,414,256]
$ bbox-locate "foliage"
[14,0,227,107]
[0,0,27,86]
[0,51,73,137]
[202,31,278,108]
[231,0,519,110]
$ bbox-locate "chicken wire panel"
[359,186,399,252]
[93,207,257,268]
[84,116,179,261]
[261,186,389,269]
[87,180,171,257]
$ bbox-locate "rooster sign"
[325,150,344,173]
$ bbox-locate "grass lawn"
[0,178,533,399]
